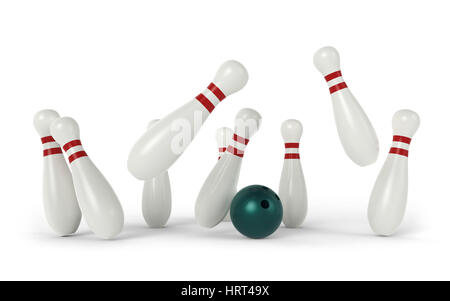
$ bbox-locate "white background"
[0,0,448,281]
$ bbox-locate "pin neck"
[389,135,412,157]
[41,136,56,144]
[195,83,226,113]
[324,70,347,95]
[226,134,249,157]
[324,71,342,81]
[218,147,226,160]
[43,148,62,157]
[63,139,88,163]
[284,142,300,159]
[41,136,62,157]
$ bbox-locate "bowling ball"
[230,185,283,239]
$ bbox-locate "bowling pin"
[313,46,379,166]
[128,60,249,180]
[33,110,81,236]
[368,110,420,236]
[215,127,233,222]
[195,108,262,228]
[278,119,307,228]
[142,119,172,228]
[50,117,124,239]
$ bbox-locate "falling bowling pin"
[368,109,420,236]
[142,119,172,228]
[313,46,379,166]
[195,108,262,228]
[128,60,249,180]
[50,117,124,239]
[278,119,307,228]
[33,110,81,236]
[216,127,233,222]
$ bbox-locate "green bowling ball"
[230,185,283,239]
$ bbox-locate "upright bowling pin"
[368,110,420,236]
[50,117,124,239]
[142,119,172,228]
[216,127,233,221]
[195,108,262,228]
[313,46,379,166]
[128,60,249,180]
[33,110,81,236]
[278,119,307,228]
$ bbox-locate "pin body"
[195,108,261,228]
[313,46,379,166]
[128,60,249,180]
[50,117,124,239]
[278,119,307,228]
[34,110,81,236]
[142,120,172,228]
[216,127,233,222]
[368,110,420,236]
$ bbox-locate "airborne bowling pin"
[128,60,249,180]
[368,110,420,236]
[216,127,233,222]
[313,46,379,166]
[33,110,81,236]
[278,119,307,228]
[195,108,262,228]
[142,120,172,228]
[50,117,124,239]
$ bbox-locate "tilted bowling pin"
[195,108,262,228]
[313,46,379,166]
[50,117,124,239]
[33,110,81,236]
[216,127,233,222]
[128,60,249,180]
[142,119,172,228]
[368,110,420,236]
[278,119,307,228]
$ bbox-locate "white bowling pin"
[368,110,420,236]
[128,60,249,180]
[142,119,172,228]
[33,110,81,236]
[50,117,124,239]
[313,46,379,166]
[215,127,233,222]
[278,119,307,228]
[195,108,262,228]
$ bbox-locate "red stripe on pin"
[41,136,55,144]
[389,147,408,157]
[43,147,62,157]
[195,93,215,113]
[63,140,82,151]
[227,145,244,158]
[207,83,226,101]
[219,147,226,152]
[233,134,249,145]
[329,82,348,94]
[285,143,299,148]
[324,71,342,82]
[68,151,88,163]
[393,135,412,144]
[285,153,300,159]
